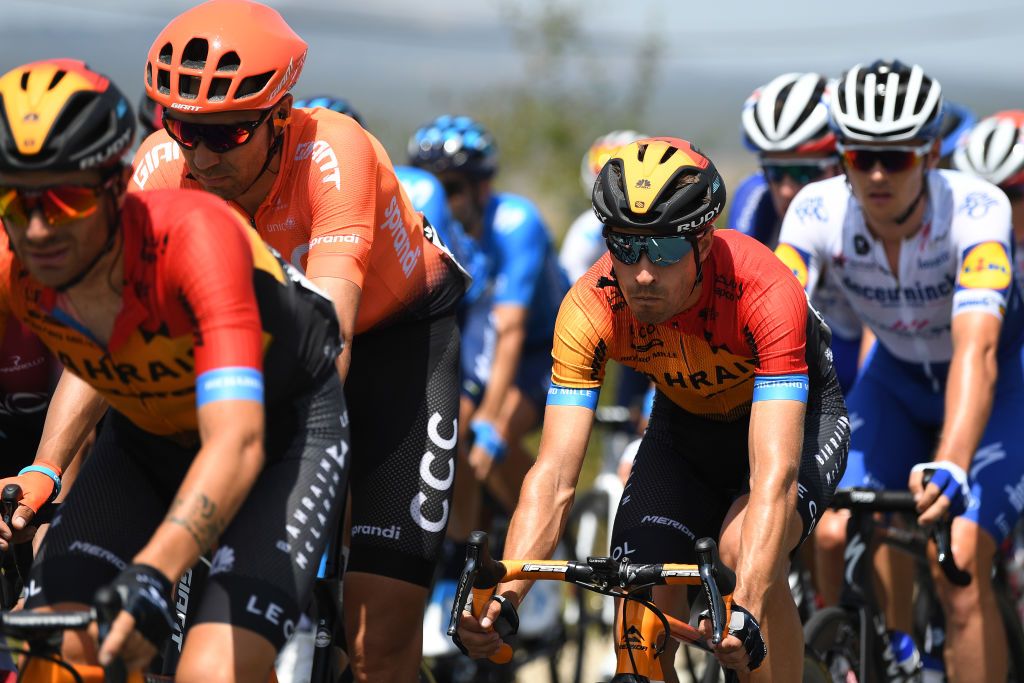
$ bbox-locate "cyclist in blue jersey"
[732,72,863,394]
[778,60,1024,683]
[937,100,976,167]
[409,115,570,510]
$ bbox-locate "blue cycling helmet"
[830,60,943,143]
[407,115,498,179]
[294,96,363,127]
[937,100,975,160]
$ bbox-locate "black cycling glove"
[726,604,767,671]
[451,594,519,658]
[108,563,176,648]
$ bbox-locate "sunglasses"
[762,159,838,185]
[838,142,933,174]
[0,181,111,228]
[605,231,695,266]
[162,107,274,153]
[441,179,469,197]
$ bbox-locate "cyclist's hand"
[910,461,971,525]
[468,444,497,481]
[0,471,56,550]
[467,420,506,482]
[97,564,175,671]
[454,598,504,659]
[698,604,767,673]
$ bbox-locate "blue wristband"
[471,420,507,462]
[19,464,62,502]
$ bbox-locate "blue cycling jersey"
[395,166,489,306]
[729,173,781,248]
[480,193,569,348]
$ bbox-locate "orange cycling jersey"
[0,190,340,436]
[130,107,466,334]
[548,230,829,421]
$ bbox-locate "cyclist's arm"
[472,303,526,426]
[494,402,594,605]
[132,397,264,580]
[737,397,804,619]
[309,276,360,382]
[915,311,1000,524]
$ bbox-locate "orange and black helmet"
[592,137,727,236]
[145,0,307,114]
[0,59,134,173]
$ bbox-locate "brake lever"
[918,469,970,586]
[695,537,735,645]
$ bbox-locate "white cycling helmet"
[952,110,1024,187]
[830,59,943,143]
[580,130,647,197]
[741,72,835,154]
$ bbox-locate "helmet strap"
[894,166,929,226]
[234,127,286,200]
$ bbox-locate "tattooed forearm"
[166,493,226,552]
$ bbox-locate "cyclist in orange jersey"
[456,138,850,681]
[0,59,347,680]
[131,2,468,680]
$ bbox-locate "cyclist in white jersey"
[953,110,1024,276]
[777,60,1024,683]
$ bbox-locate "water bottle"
[887,629,922,681]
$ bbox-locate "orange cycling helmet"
[145,0,307,114]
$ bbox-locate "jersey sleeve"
[128,130,187,192]
[951,187,1015,320]
[775,185,827,296]
[548,285,613,410]
[558,212,606,283]
[741,251,811,403]
[492,199,550,307]
[301,121,382,287]
[164,204,266,407]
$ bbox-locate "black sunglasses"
[762,159,838,185]
[162,107,274,153]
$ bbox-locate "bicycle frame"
[449,530,740,683]
[832,488,969,683]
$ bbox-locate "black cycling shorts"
[610,376,848,568]
[344,312,461,588]
[25,373,349,652]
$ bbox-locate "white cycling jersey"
[559,210,606,283]
[777,170,1021,365]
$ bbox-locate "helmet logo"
[678,202,723,231]
[634,200,645,209]
[634,179,651,189]
[171,103,202,112]
[876,83,887,96]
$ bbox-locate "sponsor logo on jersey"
[959,192,999,219]
[132,141,182,189]
[794,196,828,223]
[853,234,870,255]
[294,140,341,191]
[382,196,421,277]
[958,241,1012,291]
[917,251,950,269]
[774,243,810,288]
[841,274,955,305]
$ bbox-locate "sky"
[3,0,1023,181]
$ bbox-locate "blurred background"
[6,0,1024,240]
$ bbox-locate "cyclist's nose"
[189,142,221,171]
[635,255,656,285]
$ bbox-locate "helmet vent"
[157,69,171,96]
[660,146,677,163]
[216,52,241,73]
[207,77,231,102]
[235,71,274,100]
[636,143,648,161]
[48,70,67,91]
[158,43,173,66]
[181,39,209,69]
[178,74,200,100]
[51,92,91,139]
[19,71,29,90]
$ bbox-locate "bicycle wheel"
[804,606,862,683]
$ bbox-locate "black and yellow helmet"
[592,137,726,236]
[0,59,134,173]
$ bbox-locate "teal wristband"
[19,464,62,502]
